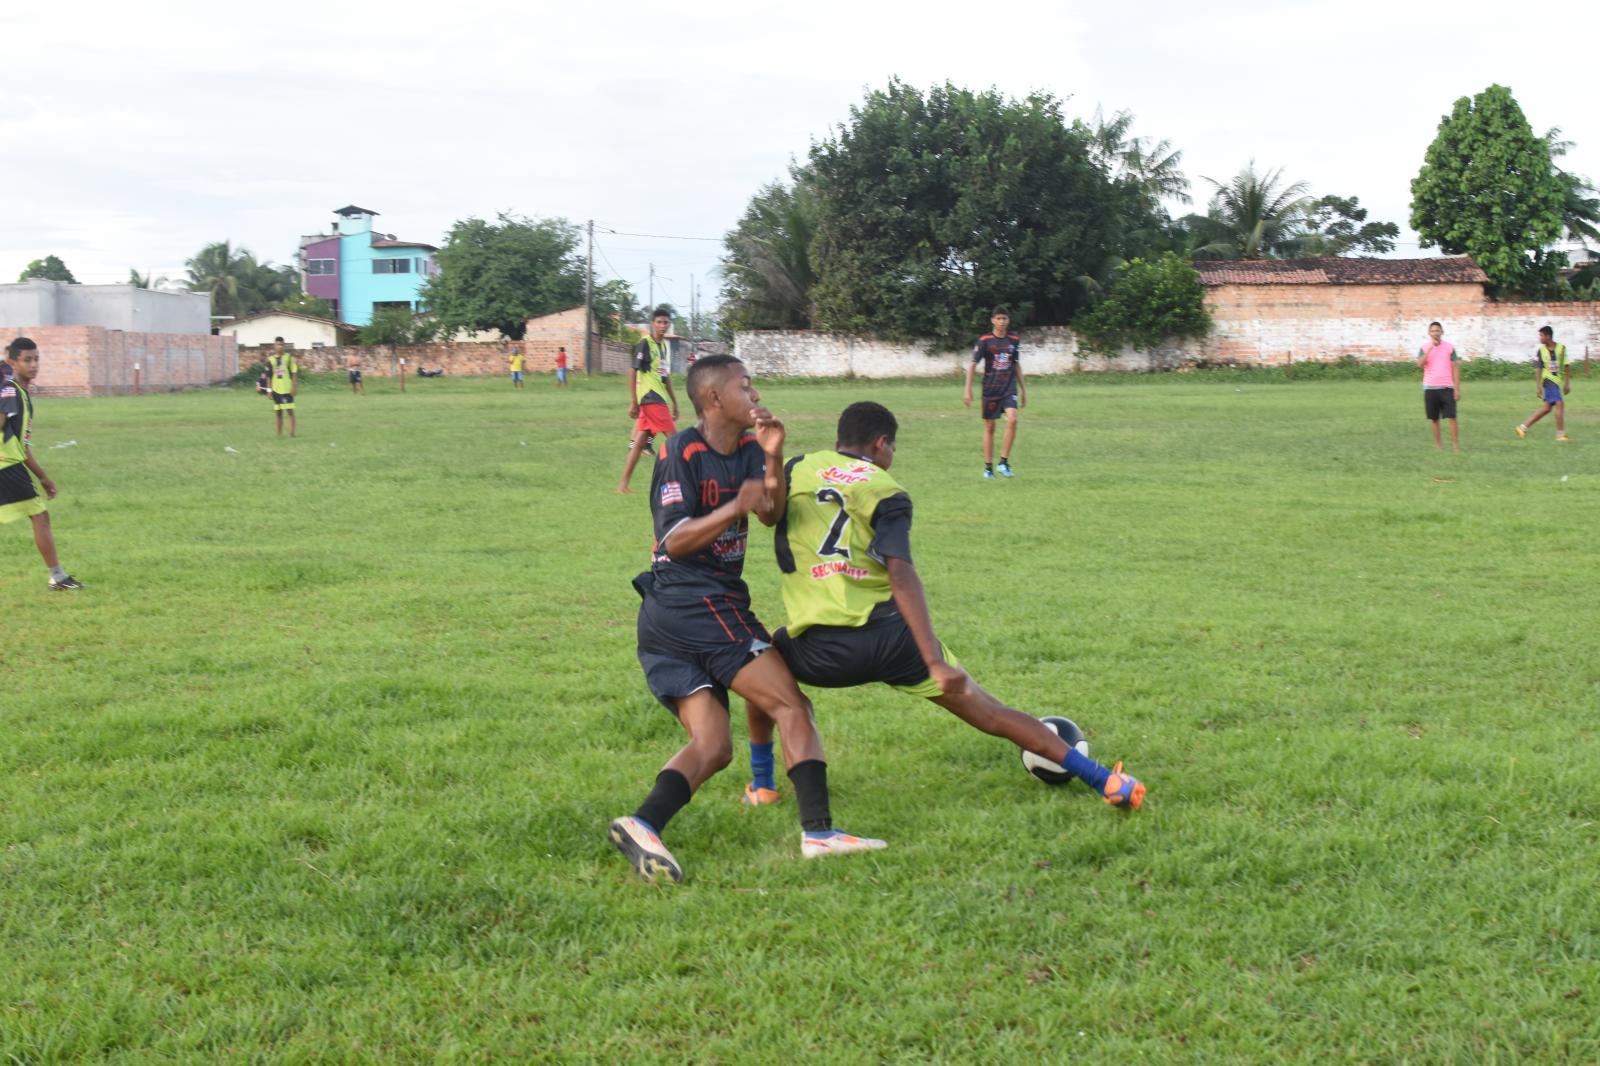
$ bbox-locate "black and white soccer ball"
[1021,716,1088,785]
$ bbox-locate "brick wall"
[1195,283,1600,364]
[241,334,635,378]
[0,324,237,397]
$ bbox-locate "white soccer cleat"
[801,829,888,859]
[608,816,683,883]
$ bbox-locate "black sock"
[984,462,993,471]
[787,759,832,832]
[1000,456,1008,464]
[633,769,692,833]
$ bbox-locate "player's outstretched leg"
[731,650,886,857]
[932,675,1145,811]
[742,700,781,806]
[607,690,734,883]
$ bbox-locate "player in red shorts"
[617,306,681,494]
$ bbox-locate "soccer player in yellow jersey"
[1,338,83,590]
[616,306,681,494]
[1515,325,1571,442]
[741,401,1143,811]
[507,343,526,390]
[267,337,298,437]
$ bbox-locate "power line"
[596,224,722,243]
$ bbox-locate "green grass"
[5,371,1599,1063]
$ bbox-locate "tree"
[1074,252,1211,356]
[277,291,337,319]
[359,307,428,346]
[422,213,586,340]
[127,268,170,289]
[19,256,77,283]
[592,278,640,341]
[720,166,819,331]
[1411,84,1566,294]
[807,80,1149,346]
[1186,163,1317,260]
[1292,196,1400,256]
[1544,127,1600,246]
[184,241,298,320]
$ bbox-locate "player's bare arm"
[962,362,976,407]
[662,481,767,558]
[665,376,680,420]
[886,556,967,697]
[627,368,640,418]
[752,408,787,527]
[1015,362,1027,408]
[23,451,56,499]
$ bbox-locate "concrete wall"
[735,291,1600,377]
[0,280,210,334]
[0,325,237,397]
[733,327,1161,378]
[522,305,634,374]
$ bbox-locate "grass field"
[5,369,1599,1063]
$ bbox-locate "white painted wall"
[222,314,340,349]
[0,279,209,334]
[733,328,1162,378]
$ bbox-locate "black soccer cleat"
[48,575,85,591]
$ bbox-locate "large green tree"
[1293,195,1400,256]
[19,255,77,283]
[807,80,1148,345]
[1410,84,1565,294]
[1186,163,1317,260]
[720,166,819,331]
[422,213,586,341]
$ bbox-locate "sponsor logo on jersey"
[810,559,872,581]
[0,386,15,398]
[819,463,874,485]
[660,481,684,506]
[711,526,748,562]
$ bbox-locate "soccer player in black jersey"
[962,306,1026,478]
[608,354,886,882]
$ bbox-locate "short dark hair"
[274,336,285,343]
[651,306,673,321]
[836,401,898,451]
[685,354,745,414]
[1428,321,1442,330]
[1540,325,1554,337]
[991,306,1010,318]
[6,337,37,357]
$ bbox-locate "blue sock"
[1062,749,1111,792]
[750,742,776,790]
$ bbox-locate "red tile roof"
[1193,256,1487,286]
[371,238,438,251]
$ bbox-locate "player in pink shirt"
[1417,321,1461,451]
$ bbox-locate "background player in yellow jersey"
[741,401,1143,811]
[507,343,526,390]
[1515,325,1571,442]
[1,338,84,590]
[617,306,681,494]
[266,337,298,437]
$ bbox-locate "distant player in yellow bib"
[739,401,1144,811]
[1515,325,1571,442]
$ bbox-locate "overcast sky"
[3,0,1594,315]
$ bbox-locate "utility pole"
[648,263,654,311]
[689,273,696,340]
[584,219,594,374]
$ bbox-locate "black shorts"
[981,393,1019,421]
[774,602,936,692]
[1424,388,1457,421]
[0,462,40,505]
[349,370,362,382]
[636,583,772,714]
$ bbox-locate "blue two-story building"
[299,206,437,326]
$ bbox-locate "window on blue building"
[373,258,412,274]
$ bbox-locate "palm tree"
[720,171,818,330]
[185,240,245,318]
[1186,163,1317,260]
[1544,127,1600,245]
[1083,108,1190,207]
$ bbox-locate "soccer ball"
[1021,716,1088,785]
